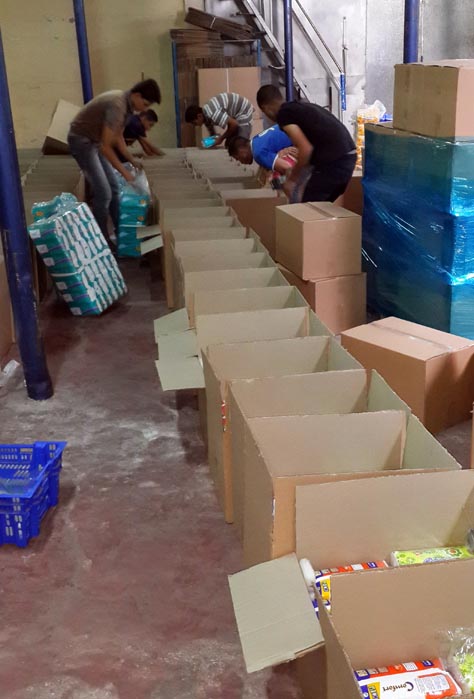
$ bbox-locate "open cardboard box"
[174,251,275,310]
[275,202,362,281]
[194,286,308,324]
[155,306,329,392]
[341,316,474,433]
[278,265,367,336]
[229,471,469,697]
[240,403,460,567]
[202,335,360,524]
[160,205,233,233]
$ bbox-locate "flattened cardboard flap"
[154,308,190,341]
[155,357,204,391]
[368,371,411,417]
[228,553,323,673]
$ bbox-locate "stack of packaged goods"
[363,60,474,338]
[116,167,151,258]
[28,193,127,315]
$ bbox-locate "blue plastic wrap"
[115,166,151,257]
[363,124,474,339]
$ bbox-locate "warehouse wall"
[0,0,185,148]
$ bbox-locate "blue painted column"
[0,30,53,400]
[73,0,93,102]
[283,0,294,100]
[404,0,420,63]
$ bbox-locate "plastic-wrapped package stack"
[116,168,151,258]
[363,123,474,338]
[28,193,127,316]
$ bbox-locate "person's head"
[228,136,253,165]
[139,109,159,132]
[130,79,162,112]
[185,105,204,127]
[257,84,284,121]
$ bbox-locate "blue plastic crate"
[0,441,66,547]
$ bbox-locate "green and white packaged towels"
[116,167,151,257]
[28,194,127,316]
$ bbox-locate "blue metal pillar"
[0,30,53,400]
[404,0,420,63]
[73,0,93,103]
[171,41,181,147]
[283,0,294,101]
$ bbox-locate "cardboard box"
[160,206,233,233]
[183,267,289,326]
[229,470,471,691]
[194,286,307,323]
[155,307,330,393]
[275,202,362,280]
[176,251,275,310]
[42,99,80,155]
[394,60,474,138]
[203,336,361,523]
[220,189,286,259]
[198,66,262,118]
[278,266,367,335]
[240,406,460,567]
[0,256,13,360]
[341,316,474,433]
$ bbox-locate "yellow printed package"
[357,668,462,699]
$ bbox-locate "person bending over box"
[185,93,255,147]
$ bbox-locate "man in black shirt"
[123,109,163,157]
[256,84,356,203]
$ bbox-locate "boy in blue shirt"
[228,125,296,174]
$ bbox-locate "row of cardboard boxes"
[149,149,474,699]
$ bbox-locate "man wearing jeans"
[68,79,161,248]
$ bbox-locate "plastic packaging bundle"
[390,546,474,566]
[355,100,387,168]
[31,193,78,221]
[28,196,127,316]
[115,166,151,257]
[355,659,461,698]
[446,628,474,693]
[363,124,474,337]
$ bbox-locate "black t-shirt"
[277,101,355,167]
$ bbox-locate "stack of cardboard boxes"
[151,148,474,699]
[364,60,474,338]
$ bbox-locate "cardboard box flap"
[329,558,474,668]
[327,340,361,370]
[367,371,411,417]
[307,202,359,219]
[155,357,204,391]
[308,311,332,338]
[403,413,461,470]
[277,202,358,223]
[137,224,161,240]
[395,59,474,70]
[193,286,306,319]
[180,252,271,273]
[157,330,198,360]
[295,470,474,568]
[228,554,323,673]
[154,308,190,340]
[140,235,163,255]
[46,99,81,143]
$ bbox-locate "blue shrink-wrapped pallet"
[363,124,474,338]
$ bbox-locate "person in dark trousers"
[123,109,164,156]
[185,93,254,147]
[67,79,161,247]
[256,84,356,203]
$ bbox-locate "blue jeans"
[68,132,120,243]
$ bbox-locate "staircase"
[213,0,346,116]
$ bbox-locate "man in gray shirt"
[68,78,161,248]
[185,93,254,147]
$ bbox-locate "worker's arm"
[281,125,313,181]
[214,117,239,146]
[101,127,140,182]
[273,153,297,175]
[114,133,143,170]
[138,136,164,157]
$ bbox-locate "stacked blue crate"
[363,124,474,338]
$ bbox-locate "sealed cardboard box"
[229,469,470,695]
[394,60,474,138]
[341,316,474,433]
[220,189,286,259]
[275,202,362,280]
[278,265,366,335]
[0,256,13,360]
[241,407,459,567]
[203,336,361,523]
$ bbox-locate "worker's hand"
[279,146,298,159]
[212,135,225,148]
[131,158,144,170]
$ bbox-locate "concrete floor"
[0,260,471,699]
[0,260,300,699]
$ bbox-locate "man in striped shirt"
[185,92,254,147]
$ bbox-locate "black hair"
[227,136,250,157]
[185,105,203,123]
[131,79,161,105]
[257,84,283,108]
[141,109,158,123]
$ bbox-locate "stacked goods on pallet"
[115,168,151,258]
[363,60,474,338]
[275,202,366,334]
[28,194,126,316]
